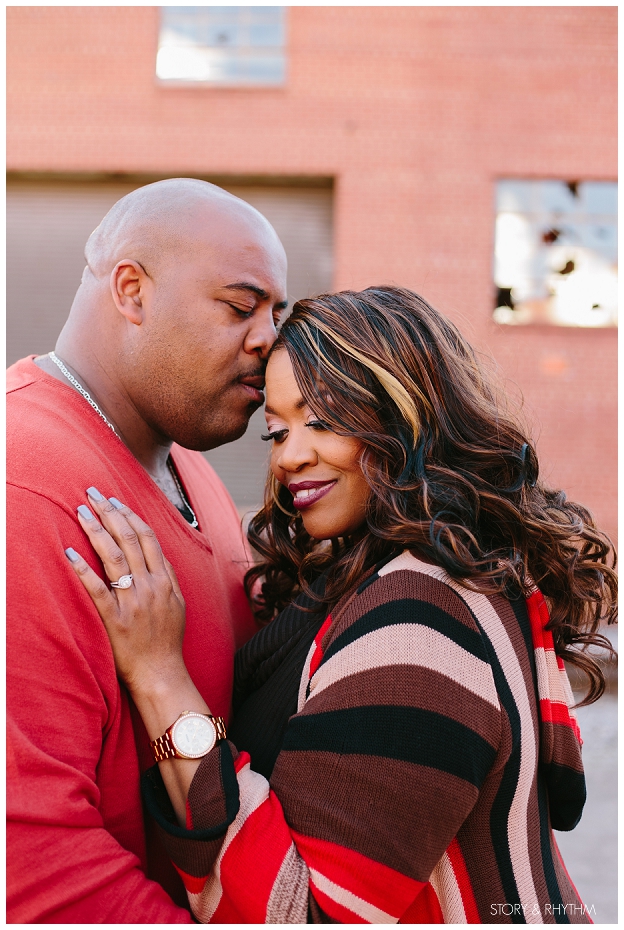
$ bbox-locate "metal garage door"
[7,177,334,511]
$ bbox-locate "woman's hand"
[66,488,213,826]
[65,489,188,698]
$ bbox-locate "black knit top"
[227,575,327,780]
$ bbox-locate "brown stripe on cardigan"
[272,750,481,882]
[303,663,502,749]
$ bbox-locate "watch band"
[150,714,227,762]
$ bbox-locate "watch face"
[171,714,216,758]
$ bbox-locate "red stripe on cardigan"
[540,699,582,739]
[526,590,553,651]
[309,615,333,679]
[234,750,251,773]
[399,883,445,923]
[214,791,293,923]
[525,591,581,744]
[172,864,207,896]
[291,829,424,916]
[447,836,482,923]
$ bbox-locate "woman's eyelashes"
[261,420,331,443]
[305,419,330,432]
[261,428,288,443]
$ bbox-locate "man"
[7,178,288,922]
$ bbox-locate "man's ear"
[110,260,150,324]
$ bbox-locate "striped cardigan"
[143,551,590,924]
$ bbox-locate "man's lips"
[238,374,265,403]
[288,479,337,509]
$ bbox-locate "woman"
[66,287,616,923]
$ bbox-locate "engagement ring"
[110,574,133,589]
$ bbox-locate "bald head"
[84,178,281,283]
[55,176,288,454]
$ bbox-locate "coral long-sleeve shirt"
[7,357,258,923]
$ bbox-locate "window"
[157,6,286,86]
[493,180,617,327]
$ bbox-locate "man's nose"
[245,310,278,359]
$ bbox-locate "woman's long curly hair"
[245,286,617,704]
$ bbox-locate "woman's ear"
[109,259,149,325]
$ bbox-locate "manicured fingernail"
[77,504,94,520]
[109,497,125,510]
[65,548,80,562]
[86,486,105,502]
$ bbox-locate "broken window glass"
[157,7,286,85]
[493,180,617,327]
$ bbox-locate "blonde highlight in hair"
[310,319,422,443]
[295,320,376,404]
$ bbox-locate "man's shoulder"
[7,359,127,498]
[6,360,242,537]
[7,356,65,427]
[6,356,40,395]
[8,359,73,455]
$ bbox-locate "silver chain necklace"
[48,351,199,528]
[49,351,118,435]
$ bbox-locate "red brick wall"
[7,6,617,542]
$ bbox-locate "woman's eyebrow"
[265,398,306,416]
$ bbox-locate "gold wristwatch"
[150,711,227,762]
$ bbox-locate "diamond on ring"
[111,574,133,589]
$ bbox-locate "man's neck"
[34,352,174,484]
